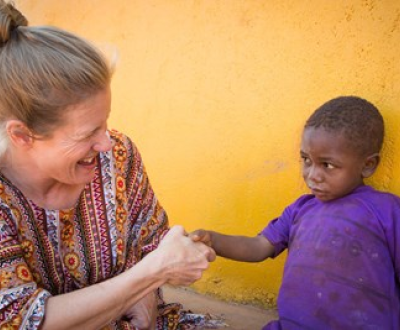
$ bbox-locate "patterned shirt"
[0,130,180,329]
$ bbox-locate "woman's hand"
[124,291,158,330]
[154,225,216,286]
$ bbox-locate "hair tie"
[0,2,28,46]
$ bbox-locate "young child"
[190,96,400,329]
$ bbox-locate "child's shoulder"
[284,194,318,216]
[354,185,400,204]
[292,193,317,207]
[351,185,400,218]
[286,186,400,217]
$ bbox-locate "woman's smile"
[77,155,97,167]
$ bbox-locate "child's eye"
[324,162,335,169]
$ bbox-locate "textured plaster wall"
[16,0,400,308]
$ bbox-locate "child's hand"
[189,229,213,247]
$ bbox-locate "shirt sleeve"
[0,205,51,329]
[260,194,315,258]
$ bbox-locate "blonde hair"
[0,1,114,156]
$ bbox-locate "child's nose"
[307,166,323,183]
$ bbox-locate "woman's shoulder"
[0,174,26,227]
[102,129,146,179]
[108,129,141,156]
[0,173,22,207]
[109,129,133,146]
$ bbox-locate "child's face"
[300,127,366,202]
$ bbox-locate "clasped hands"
[124,226,215,329]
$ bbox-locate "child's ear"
[361,153,380,178]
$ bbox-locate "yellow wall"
[16,0,400,308]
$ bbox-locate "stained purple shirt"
[261,185,400,330]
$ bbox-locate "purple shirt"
[261,185,400,330]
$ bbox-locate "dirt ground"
[162,286,278,330]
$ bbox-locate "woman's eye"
[301,156,311,165]
[86,128,102,140]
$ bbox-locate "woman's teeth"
[78,157,95,165]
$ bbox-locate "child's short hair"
[304,96,384,156]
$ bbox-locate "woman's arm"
[190,230,275,262]
[124,291,158,330]
[41,226,214,330]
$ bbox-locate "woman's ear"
[361,153,380,178]
[6,120,34,147]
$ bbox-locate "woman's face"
[29,86,112,186]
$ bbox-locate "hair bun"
[0,1,28,45]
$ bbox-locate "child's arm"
[190,230,275,262]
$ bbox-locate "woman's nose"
[93,131,112,152]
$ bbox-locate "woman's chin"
[73,166,96,184]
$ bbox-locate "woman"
[0,1,215,329]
